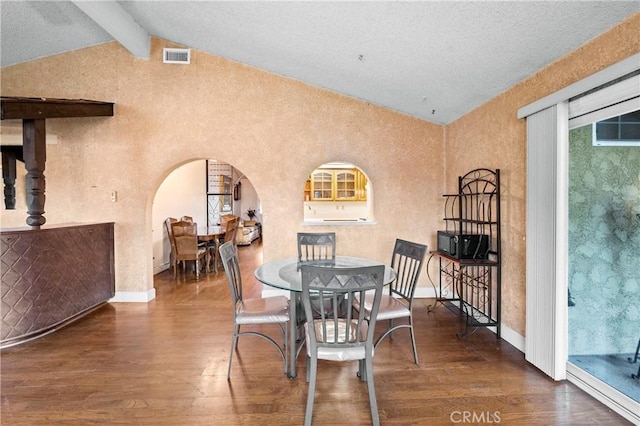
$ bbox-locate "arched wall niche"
[302,161,374,224]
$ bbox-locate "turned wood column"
[22,119,46,229]
[1,146,21,210]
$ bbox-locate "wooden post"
[22,119,46,229]
[1,146,21,210]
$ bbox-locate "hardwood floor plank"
[1,241,631,425]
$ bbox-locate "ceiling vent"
[163,48,190,64]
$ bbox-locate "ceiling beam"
[71,0,150,59]
[1,97,114,120]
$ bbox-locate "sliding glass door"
[522,57,639,422]
[567,112,640,403]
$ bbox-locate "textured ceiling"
[1,1,638,124]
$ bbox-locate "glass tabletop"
[254,256,396,292]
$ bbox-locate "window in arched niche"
[303,162,374,224]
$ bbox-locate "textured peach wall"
[2,13,638,337]
[1,38,444,294]
[445,13,640,336]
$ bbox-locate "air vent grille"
[163,48,190,64]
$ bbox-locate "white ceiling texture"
[1,1,638,124]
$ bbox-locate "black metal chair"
[300,264,385,426]
[629,337,640,379]
[354,238,427,364]
[219,241,290,379]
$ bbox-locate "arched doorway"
[152,159,261,275]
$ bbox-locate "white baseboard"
[110,289,156,303]
[414,286,437,299]
[498,323,525,353]
[154,263,170,275]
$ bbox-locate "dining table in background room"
[197,225,226,273]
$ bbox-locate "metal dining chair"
[297,232,336,265]
[297,232,338,321]
[300,264,385,426]
[219,241,290,379]
[354,238,427,364]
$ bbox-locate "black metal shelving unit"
[428,168,501,339]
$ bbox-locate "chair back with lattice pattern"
[301,264,384,352]
[297,232,336,265]
[219,240,243,304]
[389,239,427,304]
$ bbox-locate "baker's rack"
[428,168,501,339]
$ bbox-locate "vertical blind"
[519,54,639,381]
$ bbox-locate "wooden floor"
[1,241,630,425]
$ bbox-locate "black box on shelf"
[437,231,490,259]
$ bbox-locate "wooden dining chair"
[223,216,240,248]
[219,241,289,379]
[300,264,385,426]
[164,217,178,272]
[180,215,194,223]
[219,214,237,228]
[171,220,209,279]
[354,238,427,364]
[208,215,239,272]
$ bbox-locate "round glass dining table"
[254,256,396,378]
[255,256,396,292]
